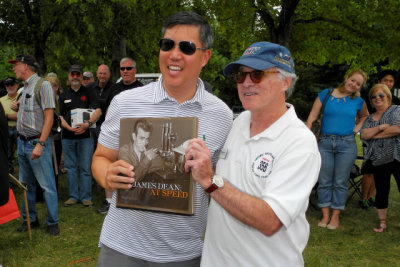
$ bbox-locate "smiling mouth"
[168,66,182,72]
[243,92,257,96]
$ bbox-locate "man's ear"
[132,133,136,142]
[201,49,211,68]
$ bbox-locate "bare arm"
[31,108,54,160]
[91,143,135,191]
[185,139,282,236]
[306,97,322,129]
[6,113,17,121]
[372,125,400,139]
[354,102,369,133]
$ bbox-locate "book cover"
[116,117,198,215]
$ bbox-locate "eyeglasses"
[120,67,134,71]
[232,70,279,84]
[371,93,386,99]
[159,38,207,55]
[5,81,16,86]
[70,72,81,77]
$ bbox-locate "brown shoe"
[82,200,94,207]
[63,198,77,207]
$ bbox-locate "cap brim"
[7,60,19,64]
[223,57,276,76]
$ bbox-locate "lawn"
[1,167,400,266]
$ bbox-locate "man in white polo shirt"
[186,42,321,266]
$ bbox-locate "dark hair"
[134,119,153,135]
[378,69,396,82]
[161,11,214,49]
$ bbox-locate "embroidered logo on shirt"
[252,152,274,178]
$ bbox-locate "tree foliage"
[1,0,399,111]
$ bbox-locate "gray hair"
[120,57,136,68]
[277,68,298,99]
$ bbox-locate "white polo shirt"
[201,105,321,267]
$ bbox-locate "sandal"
[373,220,387,233]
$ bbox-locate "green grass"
[1,162,400,266]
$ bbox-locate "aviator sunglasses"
[371,93,386,99]
[120,67,134,71]
[232,70,279,84]
[159,38,207,55]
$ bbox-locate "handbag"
[311,88,333,138]
[0,188,20,225]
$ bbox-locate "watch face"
[213,175,224,187]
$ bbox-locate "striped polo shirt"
[98,77,233,262]
[17,73,55,137]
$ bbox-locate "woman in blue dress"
[307,69,369,229]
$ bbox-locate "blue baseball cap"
[223,42,295,76]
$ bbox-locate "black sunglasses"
[232,70,279,84]
[371,93,386,99]
[159,38,207,55]
[120,67,134,71]
[5,81,16,86]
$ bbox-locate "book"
[116,117,198,215]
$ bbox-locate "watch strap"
[205,183,218,194]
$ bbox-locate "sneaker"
[97,200,110,214]
[358,199,369,210]
[47,223,60,236]
[368,197,375,207]
[17,220,40,232]
[82,200,94,207]
[63,198,77,207]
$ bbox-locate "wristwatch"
[84,120,93,127]
[205,175,224,194]
[37,141,46,147]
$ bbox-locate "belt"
[18,134,41,141]
[8,126,17,129]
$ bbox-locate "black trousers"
[372,160,400,209]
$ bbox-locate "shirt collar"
[24,73,39,87]
[243,104,297,141]
[153,76,205,106]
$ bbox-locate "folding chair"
[346,156,363,205]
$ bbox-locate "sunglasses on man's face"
[159,38,207,55]
[232,70,279,84]
[5,81,16,86]
[120,67,134,71]
[371,93,386,99]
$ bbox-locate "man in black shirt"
[88,64,114,144]
[106,57,143,107]
[59,65,101,207]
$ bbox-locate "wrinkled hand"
[31,144,43,160]
[184,138,213,189]
[11,101,19,112]
[104,160,135,191]
[379,124,390,131]
[74,122,89,135]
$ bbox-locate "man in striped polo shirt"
[92,11,232,266]
[8,54,59,236]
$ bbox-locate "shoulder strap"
[34,78,45,108]
[321,88,333,115]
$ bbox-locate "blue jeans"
[62,137,94,202]
[18,137,59,225]
[317,134,357,210]
[8,127,18,174]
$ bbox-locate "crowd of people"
[0,54,145,236]
[0,10,399,266]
